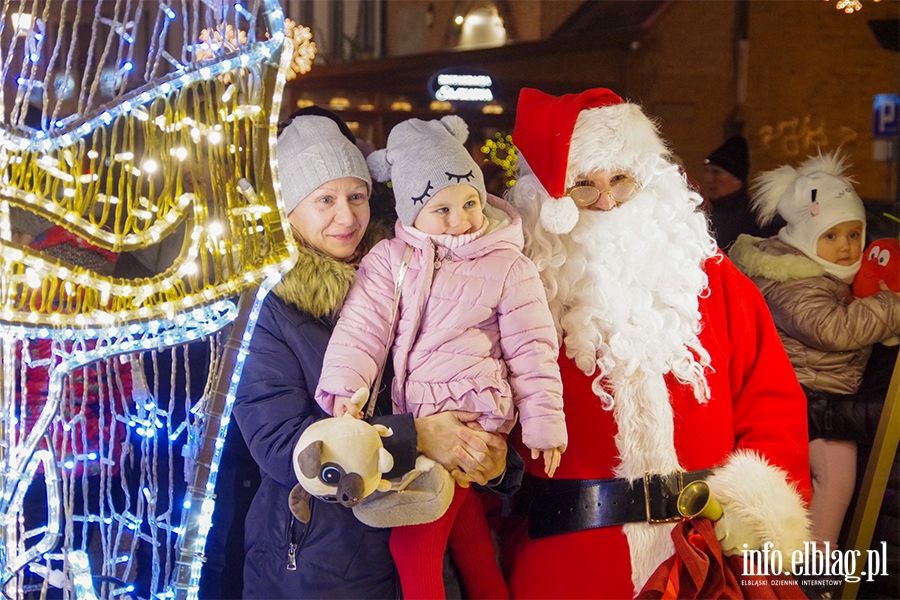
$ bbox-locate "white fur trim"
[728,234,825,282]
[706,450,810,556]
[539,195,579,234]
[625,522,677,597]
[613,373,683,594]
[568,103,669,184]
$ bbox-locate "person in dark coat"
[232,108,517,599]
[702,135,779,250]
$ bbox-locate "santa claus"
[502,88,812,598]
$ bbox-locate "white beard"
[509,156,719,594]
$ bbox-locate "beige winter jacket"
[729,234,900,394]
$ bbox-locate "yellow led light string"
[196,77,228,288]
[0,62,293,329]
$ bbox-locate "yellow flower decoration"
[194,24,248,62]
[481,132,518,187]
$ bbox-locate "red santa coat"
[504,253,812,599]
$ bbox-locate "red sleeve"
[713,253,812,503]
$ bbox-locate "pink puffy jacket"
[316,196,566,451]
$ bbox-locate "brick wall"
[745,0,899,202]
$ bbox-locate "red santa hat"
[513,88,669,233]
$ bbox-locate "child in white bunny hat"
[729,150,900,549]
[315,115,566,599]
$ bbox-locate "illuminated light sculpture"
[0,1,310,597]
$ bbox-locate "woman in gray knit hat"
[315,115,566,599]
[231,109,514,599]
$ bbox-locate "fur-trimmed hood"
[728,233,825,283]
[272,223,390,319]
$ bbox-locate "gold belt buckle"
[643,471,684,524]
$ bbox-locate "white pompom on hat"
[751,150,866,282]
[513,88,668,234]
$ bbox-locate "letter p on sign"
[874,94,900,138]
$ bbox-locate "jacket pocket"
[298,501,393,579]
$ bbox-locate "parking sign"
[874,94,900,138]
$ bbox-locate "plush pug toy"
[288,412,456,528]
[289,414,395,523]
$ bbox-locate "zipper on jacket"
[285,501,313,571]
[286,519,297,571]
[287,543,297,571]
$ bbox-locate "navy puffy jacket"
[233,290,417,599]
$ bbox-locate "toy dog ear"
[289,484,312,523]
[372,424,393,438]
[377,447,394,474]
[376,479,393,493]
[298,440,323,480]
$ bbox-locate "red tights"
[389,485,509,599]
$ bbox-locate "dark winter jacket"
[233,226,417,599]
[233,225,522,598]
[708,185,780,251]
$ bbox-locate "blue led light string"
[0,449,61,584]
[0,1,296,595]
[168,276,277,598]
[0,302,237,523]
[167,27,295,597]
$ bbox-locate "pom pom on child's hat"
[366,115,486,227]
[512,87,668,234]
[751,151,865,256]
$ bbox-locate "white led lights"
[1,1,298,597]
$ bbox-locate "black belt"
[523,469,714,539]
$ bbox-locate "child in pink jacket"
[316,115,566,599]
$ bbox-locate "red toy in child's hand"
[853,238,900,298]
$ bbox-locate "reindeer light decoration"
[0,1,309,597]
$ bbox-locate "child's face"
[816,220,864,266]
[413,184,483,236]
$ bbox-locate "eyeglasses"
[566,175,642,209]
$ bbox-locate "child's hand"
[532,447,563,478]
[333,387,370,419]
[879,280,900,296]
[333,397,362,418]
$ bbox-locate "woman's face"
[289,177,371,259]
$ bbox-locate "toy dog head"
[289,415,394,521]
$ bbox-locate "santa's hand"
[714,510,762,556]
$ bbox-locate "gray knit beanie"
[276,115,372,216]
[367,115,486,226]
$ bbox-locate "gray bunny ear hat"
[367,115,486,226]
[276,115,372,216]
